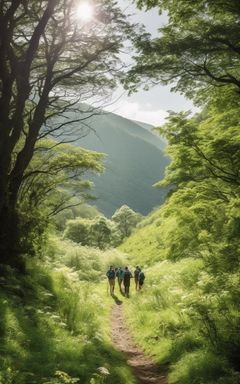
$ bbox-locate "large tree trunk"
[0,1,58,270]
[0,201,24,271]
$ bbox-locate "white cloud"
[105,100,168,127]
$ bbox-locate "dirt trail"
[111,301,168,384]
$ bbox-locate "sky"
[105,1,195,127]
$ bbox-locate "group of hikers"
[106,266,145,297]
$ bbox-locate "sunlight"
[76,1,94,22]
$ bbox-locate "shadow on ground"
[111,293,123,305]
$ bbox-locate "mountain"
[72,110,170,217]
[133,120,167,150]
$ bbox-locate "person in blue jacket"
[116,267,124,292]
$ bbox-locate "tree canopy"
[127,0,240,102]
[112,204,142,239]
[0,0,133,266]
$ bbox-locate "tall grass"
[123,257,236,383]
[0,237,136,384]
[49,236,128,282]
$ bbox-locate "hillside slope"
[73,111,169,216]
[120,193,239,384]
[120,206,164,266]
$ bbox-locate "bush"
[169,350,229,384]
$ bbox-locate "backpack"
[139,271,145,281]
[124,270,131,283]
[134,269,140,278]
[107,270,115,279]
[119,269,124,279]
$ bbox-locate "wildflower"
[97,367,110,376]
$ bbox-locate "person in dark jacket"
[123,266,132,297]
[138,268,145,290]
[134,266,140,290]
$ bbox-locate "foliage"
[55,204,102,231]
[122,88,240,383]
[127,0,240,102]
[0,239,135,384]
[89,217,116,249]
[64,218,92,246]
[43,370,80,384]
[63,207,143,249]
[123,3,240,383]
[0,0,134,266]
[48,236,128,282]
[63,215,120,249]
[17,139,104,257]
[155,93,240,190]
[112,205,142,239]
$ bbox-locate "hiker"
[138,268,145,290]
[106,266,116,295]
[116,267,124,291]
[123,266,132,297]
[134,266,140,290]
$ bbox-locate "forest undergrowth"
[0,237,136,384]
[1,220,240,384]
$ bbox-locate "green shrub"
[169,350,229,384]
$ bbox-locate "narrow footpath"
[111,302,168,384]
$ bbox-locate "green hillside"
[72,111,170,216]
[120,180,240,384]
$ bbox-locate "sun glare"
[76,2,94,22]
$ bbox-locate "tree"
[89,216,113,249]
[155,89,240,191]
[18,138,103,254]
[112,205,142,239]
[147,90,240,371]
[64,215,117,249]
[0,0,133,266]
[126,0,240,102]
[64,218,91,245]
[55,203,102,231]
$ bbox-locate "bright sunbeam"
[76,2,94,21]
